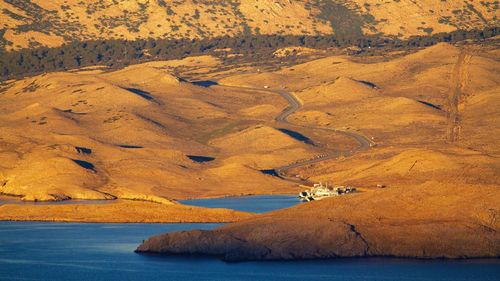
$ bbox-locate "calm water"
[180,195,299,213]
[1,196,499,281]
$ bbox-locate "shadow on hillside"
[75,147,92,154]
[417,100,442,110]
[354,79,378,89]
[277,128,315,145]
[119,145,144,149]
[124,88,155,101]
[72,159,95,171]
[187,155,215,163]
[260,169,279,176]
[192,81,218,87]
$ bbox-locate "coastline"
[136,183,500,261]
[0,199,254,223]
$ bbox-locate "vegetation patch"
[0,27,497,81]
[315,0,375,39]
[5,0,83,41]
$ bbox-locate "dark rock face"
[136,230,250,260]
[136,184,500,261]
[136,230,273,261]
[136,220,369,261]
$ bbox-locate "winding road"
[218,84,373,183]
[271,89,372,182]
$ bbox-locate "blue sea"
[0,196,499,281]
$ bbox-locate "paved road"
[218,84,373,183]
[271,89,372,182]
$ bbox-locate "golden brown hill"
[0,59,309,202]
[3,42,494,204]
[221,43,499,148]
[136,182,500,261]
[1,40,498,230]
[218,42,499,197]
[295,77,380,105]
[210,125,309,153]
[209,125,318,168]
[1,0,498,50]
[304,147,500,190]
[200,42,500,259]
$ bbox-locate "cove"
[1,195,499,281]
[180,195,299,213]
[1,222,499,281]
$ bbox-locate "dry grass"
[1,0,497,50]
[0,42,498,224]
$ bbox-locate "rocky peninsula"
[136,183,500,261]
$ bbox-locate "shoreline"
[135,250,500,262]
[0,192,300,204]
[0,219,231,224]
[0,199,254,224]
[136,184,500,261]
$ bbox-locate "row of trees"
[0,27,497,80]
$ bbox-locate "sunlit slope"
[0,60,304,202]
[1,0,498,50]
[219,42,500,201]
[137,181,500,260]
[221,43,499,149]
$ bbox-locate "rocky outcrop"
[136,183,500,261]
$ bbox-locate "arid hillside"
[0,55,322,203]
[135,41,500,259]
[1,0,498,50]
[1,40,498,226]
[220,42,500,189]
[137,40,500,261]
[137,182,500,260]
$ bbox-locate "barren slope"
[137,182,500,260]
[135,41,500,258]
[0,58,306,203]
[1,0,498,50]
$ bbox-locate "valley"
[0,0,499,270]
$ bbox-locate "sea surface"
[179,195,299,213]
[1,196,499,281]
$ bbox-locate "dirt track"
[447,48,472,143]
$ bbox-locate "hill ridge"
[1,0,498,51]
